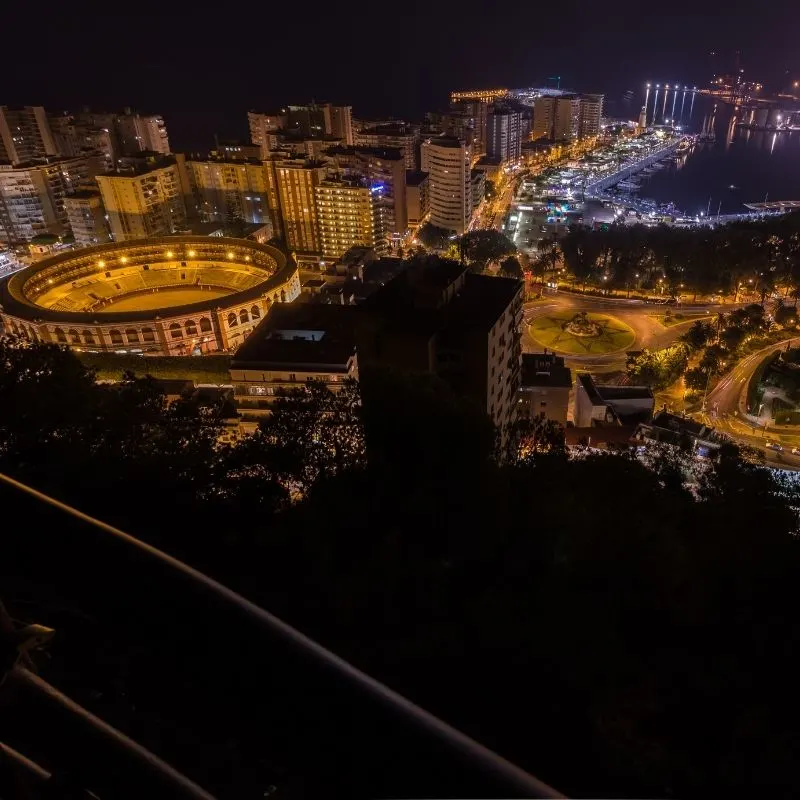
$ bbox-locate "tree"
[684,366,711,391]
[680,320,715,351]
[460,230,516,267]
[499,256,524,280]
[416,222,452,251]
[627,344,688,390]
[235,379,365,497]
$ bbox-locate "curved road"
[702,338,800,469]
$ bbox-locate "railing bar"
[9,667,218,800]
[0,740,51,781]
[0,471,564,798]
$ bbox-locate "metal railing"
[0,472,563,799]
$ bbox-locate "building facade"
[0,156,100,244]
[0,106,58,165]
[264,156,327,260]
[578,94,604,138]
[247,111,284,157]
[354,124,419,170]
[315,177,386,261]
[405,170,429,227]
[487,104,522,163]
[449,99,489,156]
[420,136,472,234]
[187,157,270,226]
[64,191,111,246]
[519,352,572,424]
[115,113,170,155]
[324,145,408,238]
[96,155,191,241]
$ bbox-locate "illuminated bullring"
[0,236,300,355]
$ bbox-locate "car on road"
[791,447,800,456]
[766,441,784,452]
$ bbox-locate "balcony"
[0,474,561,800]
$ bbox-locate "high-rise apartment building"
[187,157,270,225]
[426,110,477,151]
[264,156,327,260]
[532,95,581,141]
[315,177,386,261]
[420,136,472,235]
[0,156,101,244]
[449,99,489,156]
[64,190,111,246]
[322,105,354,145]
[248,111,284,156]
[324,146,407,238]
[487,104,522,163]
[49,113,116,172]
[578,94,604,138]
[354,124,419,170]
[96,154,191,241]
[0,106,58,165]
[405,171,429,227]
[115,113,170,155]
[356,259,523,439]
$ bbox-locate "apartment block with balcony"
[354,123,419,170]
[0,106,58,165]
[247,111,284,157]
[96,154,191,241]
[324,145,408,239]
[264,156,327,261]
[0,156,101,245]
[187,157,270,226]
[64,190,111,246]
[115,112,170,155]
[315,177,386,262]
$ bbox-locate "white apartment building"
[420,136,472,234]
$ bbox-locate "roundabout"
[529,310,636,355]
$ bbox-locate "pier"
[583,138,684,197]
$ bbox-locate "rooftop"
[578,373,653,404]
[364,260,520,332]
[325,145,405,162]
[521,353,572,389]
[358,123,417,136]
[231,303,357,371]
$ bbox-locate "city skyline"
[6,1,799,149]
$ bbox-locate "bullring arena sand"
[97,287,230,312]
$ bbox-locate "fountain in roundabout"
[562,311,602,337]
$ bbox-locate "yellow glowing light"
[187,250,196,258]
[120,256,128,264]
[98,260,105,268]
[245,255,251,262]
[165,251,174,258]
[226,251,234,259]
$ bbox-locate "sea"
[633,93,800,215]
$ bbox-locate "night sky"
[6,0,798,150]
